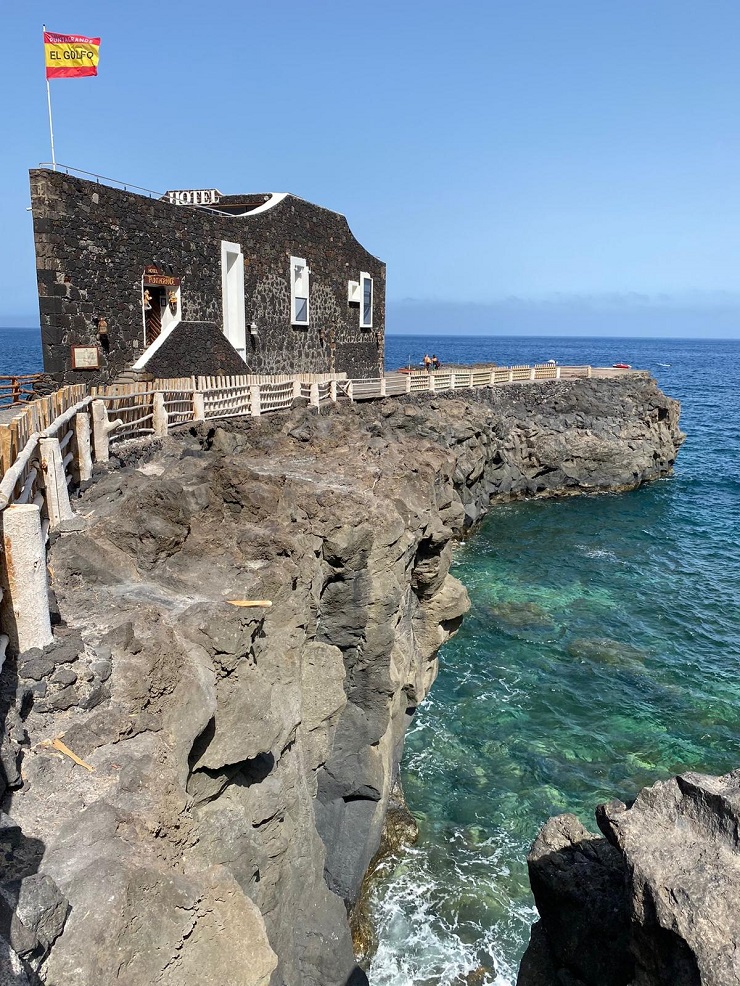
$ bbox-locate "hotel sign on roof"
[165,188,222,206]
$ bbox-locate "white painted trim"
[133,308,182,369]
[360,271,373,329]
[244,192,288,215]
[290,256,310,327]
[221,240,247,361]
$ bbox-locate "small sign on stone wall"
[71,345,101,370]
[143,266,180,287]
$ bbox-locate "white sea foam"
[575,544,619,562]
[368,839,535,986]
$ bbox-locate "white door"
[221,240,247,361]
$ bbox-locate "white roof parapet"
[243,193,289,215]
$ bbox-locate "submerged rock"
[487,601,554,628]
[351,780,419,968]
[519,770,740,986]
[567,636,646,667]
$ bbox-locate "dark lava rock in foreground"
[518,770,740,986]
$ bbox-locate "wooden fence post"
[406,375,411,394]
[347,381,354,402]
[250,384,262,417]
[380,377,387,397]
[193,392,205,421]
[530,367,536,381]
[428,374,436,392]
[73,411,93,482]
[449,372,456,391]
[309,383,319,407]
[0,503,53,653]
[293,379,302,401]
[508,369,514,382]
[587,366,593,378]
[153,392,169,437]
[39,437,74,529]
[330,380,337,403]
[91,400,123,462]
[0,426,12,477]
[489,369,495,386]
[556,366,561,380]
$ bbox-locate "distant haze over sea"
[387,293,740,338]
[3,288,740,339]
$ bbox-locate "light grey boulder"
[520,771,740,986]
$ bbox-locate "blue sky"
[2,1,739,336]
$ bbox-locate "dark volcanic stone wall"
[30,169,385,385]
[143,321,249,379]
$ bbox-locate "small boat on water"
[612,362,631,369]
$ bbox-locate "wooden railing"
[0,364,597,479]
[0,363,597,492]
[0,374,44,409]
[0,361,605,659]
[0,384,87,477]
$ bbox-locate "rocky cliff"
[0,375,683,985]
[518,770,740,986]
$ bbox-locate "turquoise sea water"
[3,328,739,984]
[373,336,740,985]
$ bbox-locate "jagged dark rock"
[0,377,683,985]
[522,813,633,986]
[519,770,740,986]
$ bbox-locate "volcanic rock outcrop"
[0,376,683,985]
[518,770,740,986]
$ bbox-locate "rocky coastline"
[0,375,684,985]
[518,770,740,986]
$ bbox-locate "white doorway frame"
[221,240,247,362]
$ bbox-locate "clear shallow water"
[372,336,740,986]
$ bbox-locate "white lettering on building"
[165,189,222,207]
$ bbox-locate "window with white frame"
[291,256,310,326]
[360,271,373,329]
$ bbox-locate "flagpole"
[42,24,56,171]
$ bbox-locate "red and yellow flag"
[44,32,100,79]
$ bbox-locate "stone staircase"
[110,368,154,386]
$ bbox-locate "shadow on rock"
[345,969,370,986]
[0,644,69,984]
[518,772,739,986]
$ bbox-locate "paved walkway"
[0,407,23,425]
